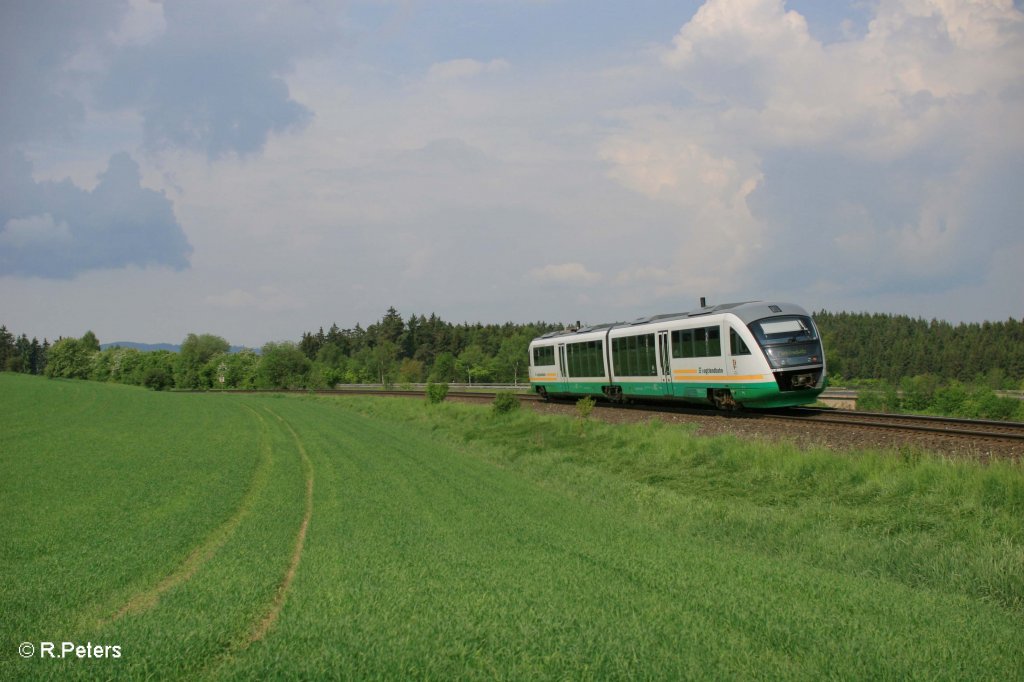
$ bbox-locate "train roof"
[531,301,812,343]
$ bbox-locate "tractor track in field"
[102,400,316,664]
[198,406,315,680]
[101,405,275,625]
[247,406,314,645]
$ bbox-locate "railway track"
[777,408,1024,443]
[211,387,1024,447]
[482,391,1023,445]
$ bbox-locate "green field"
[2,373,1023,679]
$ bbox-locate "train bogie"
[528,301,826,409]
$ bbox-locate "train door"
[705,323,732,408]
[704,324,727,376]
[556,342,568,393]
[656,330,672,396]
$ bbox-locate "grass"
[2,373,1022,679]
[1,376,306,680]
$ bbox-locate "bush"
[492,391,520,415]
[142,366,173,391]
[856,382,900,413]
[969,389,1018,421]
[900,374,939,412]
[576,395,596,420]
[425,382,449,404]
[933,382,969,416]
[257,342,311,389]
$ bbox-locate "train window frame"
[706,326,721,356]
[672,329,694,359]
[748,316,818,347]
[671,325,721,359]
[730,328,751,356]
[612,333,657,377]
[533,345,555,366]
[565,339,605,377]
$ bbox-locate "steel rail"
[778,408,1024,441]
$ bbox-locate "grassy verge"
[3,376,1022,678]
[365,396,1024,612]
[224,394,1023,678]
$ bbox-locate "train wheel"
[712,389,740,411]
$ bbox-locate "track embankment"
[526,399,1024,460]
[207,387,1024,459]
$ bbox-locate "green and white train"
[528,301,826,409]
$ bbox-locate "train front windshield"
[747,316,823,370]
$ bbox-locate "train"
[528,300,826,409]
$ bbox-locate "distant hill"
[101,342,255,354]
[101,341,180,353]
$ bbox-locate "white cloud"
[602,0,1024,302]
[205,286,302,313]
[426,58,510,83]
[528,262,603,287]
[4,0,1022,347]
[658,0,1024,156]
[109,0,166,46]
[599,112,762,220]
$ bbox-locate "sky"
[1,0,1023,347]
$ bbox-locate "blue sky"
[2,0,1022,346]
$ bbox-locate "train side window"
[730,328,751,355]
[706,326,721,357]
[565,340,604,377]
[612,334,658,376]
[589,340,605,376]
[694,327,707,357]
[645,334,657,375]
[683,326,721,358]
[672,329,695,358]
[533,346,555,366]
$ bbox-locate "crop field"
[2,373,1023,679]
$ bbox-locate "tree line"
[3,308,1023,390]
[814,311,1024,387]
[0,308,561,390]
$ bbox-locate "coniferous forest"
[3,308,1024,392]
[814,311,1024,385]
